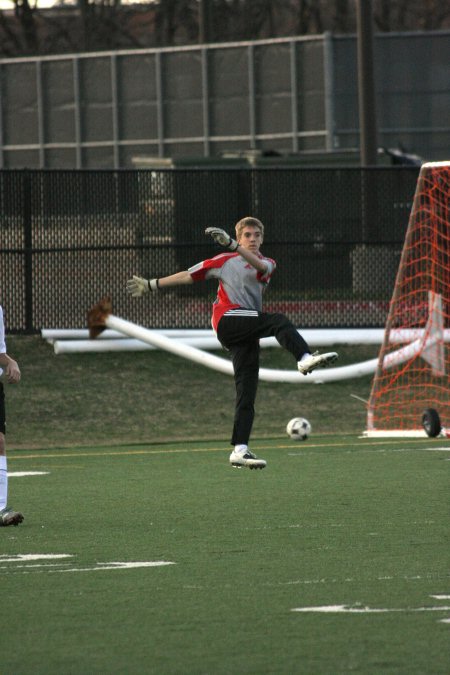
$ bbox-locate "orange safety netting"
[367,162,450,433]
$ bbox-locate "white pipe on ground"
[54,336,225,353]
[43,326,450,345]
[96,313,426,384]
[105,315,236,377]
[45,327,387,344]
[42,328,212,341]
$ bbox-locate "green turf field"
[2,435,449,674]
[5,337,376,448]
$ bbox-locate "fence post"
[23,170,33,332]
[323,32,336,152]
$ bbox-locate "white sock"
[0,455,7,510]
[234,444,248,455]
[299,353,311,362]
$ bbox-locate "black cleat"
[0,507,24,526]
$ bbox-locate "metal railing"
[0,31,448,169]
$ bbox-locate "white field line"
[431,595,450,600]
[0,554,176,573]
[425,447,450,452]
[292,605,450,614]
[59,561,176,572]
[274,573,440,586]
[288,446,450,457]
[0,563,73,569]
[0,554,73,562]
[8,471,50,477]
[7,441,446,463]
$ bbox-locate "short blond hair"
[235,217,264,240]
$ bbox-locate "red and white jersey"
[188,252,276,331]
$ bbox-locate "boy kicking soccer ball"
[127,217,337,470]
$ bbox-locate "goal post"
[365,161,450,437]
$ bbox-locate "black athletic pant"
[216,312,310,446]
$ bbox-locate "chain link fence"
[0,167,420,333]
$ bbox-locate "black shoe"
[0,507,24,526]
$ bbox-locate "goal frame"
[364,161,450,438]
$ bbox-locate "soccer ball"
[286,417,312,441]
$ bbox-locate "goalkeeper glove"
[205,227,239,251]
[126,275,159,297]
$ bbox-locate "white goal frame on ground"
[86,302,438,385]
[44,327,450,354]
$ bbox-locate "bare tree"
[292,0,323,35]
[1,0,449,57]
[0,0,39,55]
[374,0,450,32]
[77,0,132,52]
[332,0,351,33]
[153,0,197,46]
[241,0,278,39]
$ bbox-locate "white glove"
[205,227,239,251]
[126,275,159,297]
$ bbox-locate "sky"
[1,0,74,7]
[0,0,152,8]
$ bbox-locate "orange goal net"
[366,161,450,437]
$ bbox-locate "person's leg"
[229,340,260,447]
[0,434,7,512]
[216,322,266,469]
[0,384,7,511]
[219,311,306,353]
[218,311,310,360]
[0,383,24,526]
[255,312,338,372]
[256,312,310,360]
[218,312,338,374]
[228,340,266,469]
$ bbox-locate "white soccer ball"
[286,417,312,441]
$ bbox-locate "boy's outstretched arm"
[126,270,193,297]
